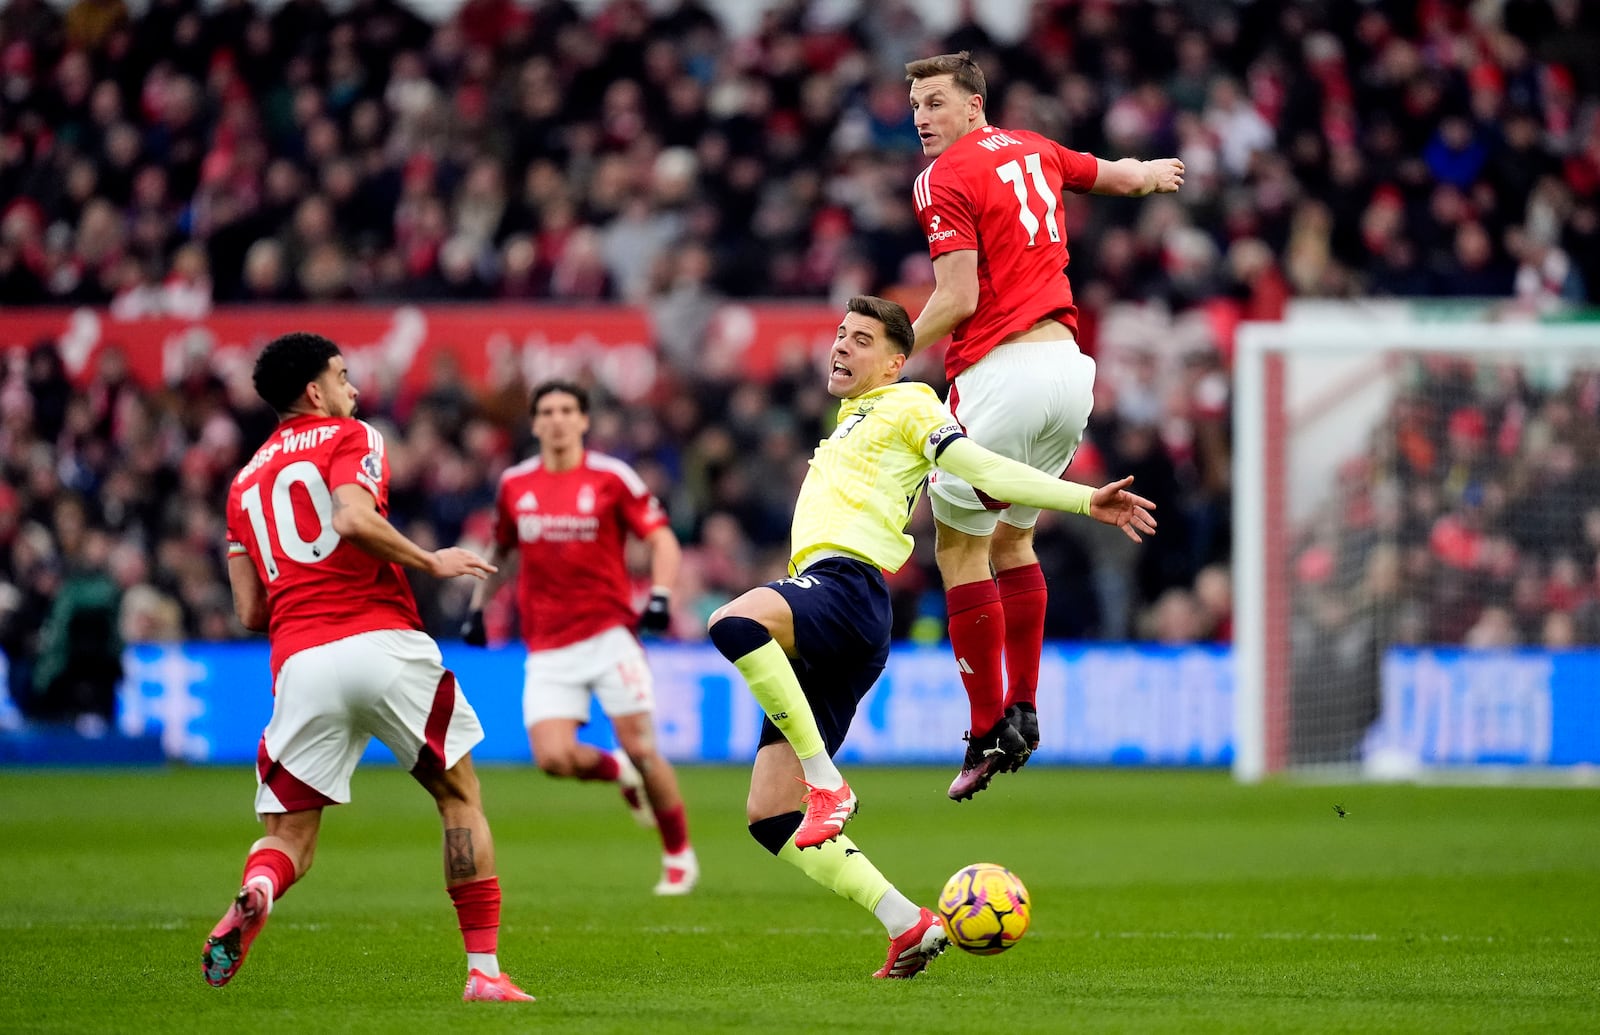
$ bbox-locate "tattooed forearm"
[445,828,476,879]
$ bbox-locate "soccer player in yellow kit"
[707,295,1155,979]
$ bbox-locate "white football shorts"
[522,624,655,727]
[255,628,484,815]
[930,337,1097,536]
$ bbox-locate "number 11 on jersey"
[995,152,1061,247]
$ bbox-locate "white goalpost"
[1233,308,1600,782]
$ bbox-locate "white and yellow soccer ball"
[936,862,1031,955]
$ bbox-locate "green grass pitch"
[2,765,1597,1033]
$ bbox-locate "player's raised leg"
[710,588,855,848]
[413,753,536,1003]
[934,518,1027,800]
[746,742,947,978]
[612,710,697,895]
[203,809,318,987]
[528,717,631,784]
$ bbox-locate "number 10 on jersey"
[239,461,341,580]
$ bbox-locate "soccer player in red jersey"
[208,332,534,1001]
[906,51,1184,799]
[462,380,697,895]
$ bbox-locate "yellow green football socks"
[734,638,828,761]
[779,833,890,913]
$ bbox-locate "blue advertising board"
[11,642,1599,770]
[111,641,1235,767]
[1366,648,1600,768]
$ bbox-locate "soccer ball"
[936,862,1031,955]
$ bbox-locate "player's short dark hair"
[905,51,987,109]
[846,296,915,356]
[253,332,341,415]
[531,379,589,415]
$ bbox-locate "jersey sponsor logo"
[929,214,942,232]
[926,213,959,244]
[776,574,819,589]
[517,513,600,543]
[515,490,537,510]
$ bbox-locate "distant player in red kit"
[462,380,696,895]
[906,52,1181,799]
[210,332,534,1002]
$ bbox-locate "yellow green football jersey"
[789,381,963,574]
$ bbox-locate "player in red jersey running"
[207,332,534,1002]
[462,380,696,895]
[906,52,1182,800]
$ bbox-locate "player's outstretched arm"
[934,438,1157,540]
[911,249,979,355]
[1087,475,1160,543]
[331,484,497,579]
[1090,157,1184,197]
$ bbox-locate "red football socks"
[448,876,501,954]
[654,803,690,855]
[243,847,297,903]
[946,579,1007,734]
[577,750,621,782]
[998,563,1048,710]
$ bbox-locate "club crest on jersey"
[361,451,382,480]
[577,484,596,514]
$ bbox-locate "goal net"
[1233,306,1600,781]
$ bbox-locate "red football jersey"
[913,125,1099,379]
[225,415,423,678]
[494,451,669,651]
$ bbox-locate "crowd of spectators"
[3,0,1600,722]
[1,0,1597,313]
[1289,357,1600,762]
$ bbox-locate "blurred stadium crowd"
[1288,358,1600,762]
[2,0,1599,720]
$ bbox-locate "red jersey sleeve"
[493,478,516,550]
[1055,142,1099,194]
[224,485,248,559]
[328,420,388,506]
[617,473,670,540]
[915,158,980,259]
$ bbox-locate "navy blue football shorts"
[757,555,893,758]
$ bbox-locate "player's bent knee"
[535,753,574,778]
[709,614,772,662]
[748,811,804,855]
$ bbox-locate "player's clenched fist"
[431,547,498,580]
[1146,158,1184,193]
